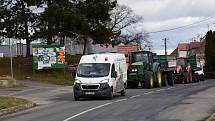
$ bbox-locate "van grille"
[81,85,99,90]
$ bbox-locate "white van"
[74,53,127,100]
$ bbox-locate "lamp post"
[9,38,14,80]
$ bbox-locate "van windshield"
[77,63,111,77]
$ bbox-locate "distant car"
[194,67,205,81]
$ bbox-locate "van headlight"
[100,79,109,83]
[74,79,82,84]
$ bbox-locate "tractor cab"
[130,51,153,66]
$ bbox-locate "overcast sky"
[118,0,215,54]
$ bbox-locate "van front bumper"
[73,83,112,98]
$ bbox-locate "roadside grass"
[207,113,215,121]
[0,56,81,86]
[27,72,73,85]
[0,96,31,110]
[0,67,74,86]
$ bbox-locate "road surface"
[1,80,215,121]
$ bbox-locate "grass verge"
[0,56,79,86]
[207,113,215,121]
[0,64,75,86]
[0,96,31,110]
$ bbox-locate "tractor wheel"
[154,67,162,88]
[145,71,154,89]
[167,72,174,86]
[162,73,168,86]
[183,72,192,84]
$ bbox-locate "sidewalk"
[157,86,215,121]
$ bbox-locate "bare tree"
[109,4,143,37]
[117,27,151,50]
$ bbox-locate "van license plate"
[85,92,95,95]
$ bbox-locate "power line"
[146,15,215,34]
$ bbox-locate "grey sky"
[118,0,215,54]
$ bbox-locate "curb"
[0,102,36,117]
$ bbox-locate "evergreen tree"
[205,30,215,73]
[0,0,39,56]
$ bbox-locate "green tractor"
[127,51,164,88]
[174,56,200,84]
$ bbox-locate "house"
[170,39,206,67]
[117,43,139,55]
[177,43,189,58]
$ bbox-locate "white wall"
[178,50,187,58]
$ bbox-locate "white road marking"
[129,95,141,99]
[144,91,154,95]
[155,89,164,92]
[114,99,127,103]
[63,102,112,121]
[167,87,175,89]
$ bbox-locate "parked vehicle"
[194,66,205,81]
[127,51,173,89]
[174,55,202,84]
[73,53,127,100]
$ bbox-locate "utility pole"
[163,38,169,66]
[9,38,14,80]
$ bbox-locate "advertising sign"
[32,45,65,70]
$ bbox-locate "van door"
[115,62,124,93]
[111,64,117,93]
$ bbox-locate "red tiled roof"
[170,48,178,57]
[178,43,189,51]
[117,44,139,54]
[189,42,202,49]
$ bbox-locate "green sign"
[32,45,65,70]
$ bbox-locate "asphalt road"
[1,80,215,121]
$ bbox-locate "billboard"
[32,45,65,70]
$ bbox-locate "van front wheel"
[74,95,80,101]
[107,89,113,100]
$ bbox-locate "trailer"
[153,55,176,86]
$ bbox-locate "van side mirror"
[111,71,117,78]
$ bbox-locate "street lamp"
[9,38,14,80]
